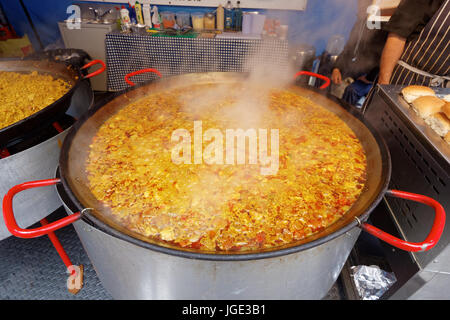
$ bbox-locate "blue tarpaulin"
[0,0,357,54]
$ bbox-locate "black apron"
[390,0,450,87]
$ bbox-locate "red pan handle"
[124,68,162,86]
[294,71,331,90]
[81,59,106,79]
[2,179,82,239]
[1,148,10,158]
[360,190,446,252]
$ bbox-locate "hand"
[357,75,372,84]
[331,68,342,85]
[377,75,390,85]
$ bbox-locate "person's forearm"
[378,33,407,84]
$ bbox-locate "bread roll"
[401,85,436,103]
[411,96,445,118]
[445,132,450,144]
[443,95,450,102]
[442,102,450,119]
[425,112,450,137]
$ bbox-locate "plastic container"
[192,12,204,31]
[176,11,190,28]
[242,12,253,34]
[204,12,215,30]
[161,11,176,29]
[131,24,146,34]
[251,14,266,35]
[277,25,288,40]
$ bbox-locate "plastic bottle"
[142,3,152,28]
[120,6,131,25]
[120,5,131,32]
[135,1,144,25]
[233,1,242,31]
[161,11,176,29]
[216,4,224,31]
[151,6,161,29]
[128,2,137,24]
[115,7,122,29]
[225,1,233,31]
[204,12,215,29]
[176,12,191,28]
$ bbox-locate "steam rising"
[174,46,297,129]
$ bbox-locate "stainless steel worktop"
[375,85,449,166]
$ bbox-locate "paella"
[86,83,367,252]
[0,71,71,130]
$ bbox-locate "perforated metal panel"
[105,32,290,91]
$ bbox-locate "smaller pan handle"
[81,59,106,79]
[359,190,446,252]
[294,71,331,90]
[2,179,82,239]
[125,68,162,86]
